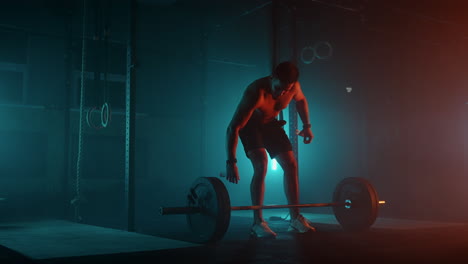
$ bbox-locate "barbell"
[159,177,385,243]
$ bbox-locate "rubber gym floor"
[1,210,468,264]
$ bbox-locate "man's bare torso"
[250,77,297,124]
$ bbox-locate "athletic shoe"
[250,221,277,238]
[288,214,317,233]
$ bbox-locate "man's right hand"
[226,163,240,184]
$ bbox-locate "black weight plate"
[332,177,379,231]
[186,177,231,243]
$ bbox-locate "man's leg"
[274,151,300,219]
[247,148,277,238]
[247,148,268,224]
[275,150,316,233]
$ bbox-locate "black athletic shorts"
[239,118,292,159]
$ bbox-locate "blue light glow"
[271,159,278,170]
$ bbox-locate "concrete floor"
[1,211,468,264]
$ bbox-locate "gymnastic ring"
[300,46,316,64]
[101,102,110,128]
[313,41,333,60]
[86,106,99,129]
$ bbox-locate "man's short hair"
[273,61,299,83]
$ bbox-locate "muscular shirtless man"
[225,61,316,238]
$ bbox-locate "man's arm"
[293,82,314,144]
[226,85,262,161]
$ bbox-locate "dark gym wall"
[360,2,467,221]
[292,1,468,221]
[363,3,467,221]
[0,0,146,227]
[134,1,205,229]
[0,1,70,219]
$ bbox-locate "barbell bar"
[159,177,386,243]
[161,202,355,215]
[161,201,387,214]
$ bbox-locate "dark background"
[0,0,466,234]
